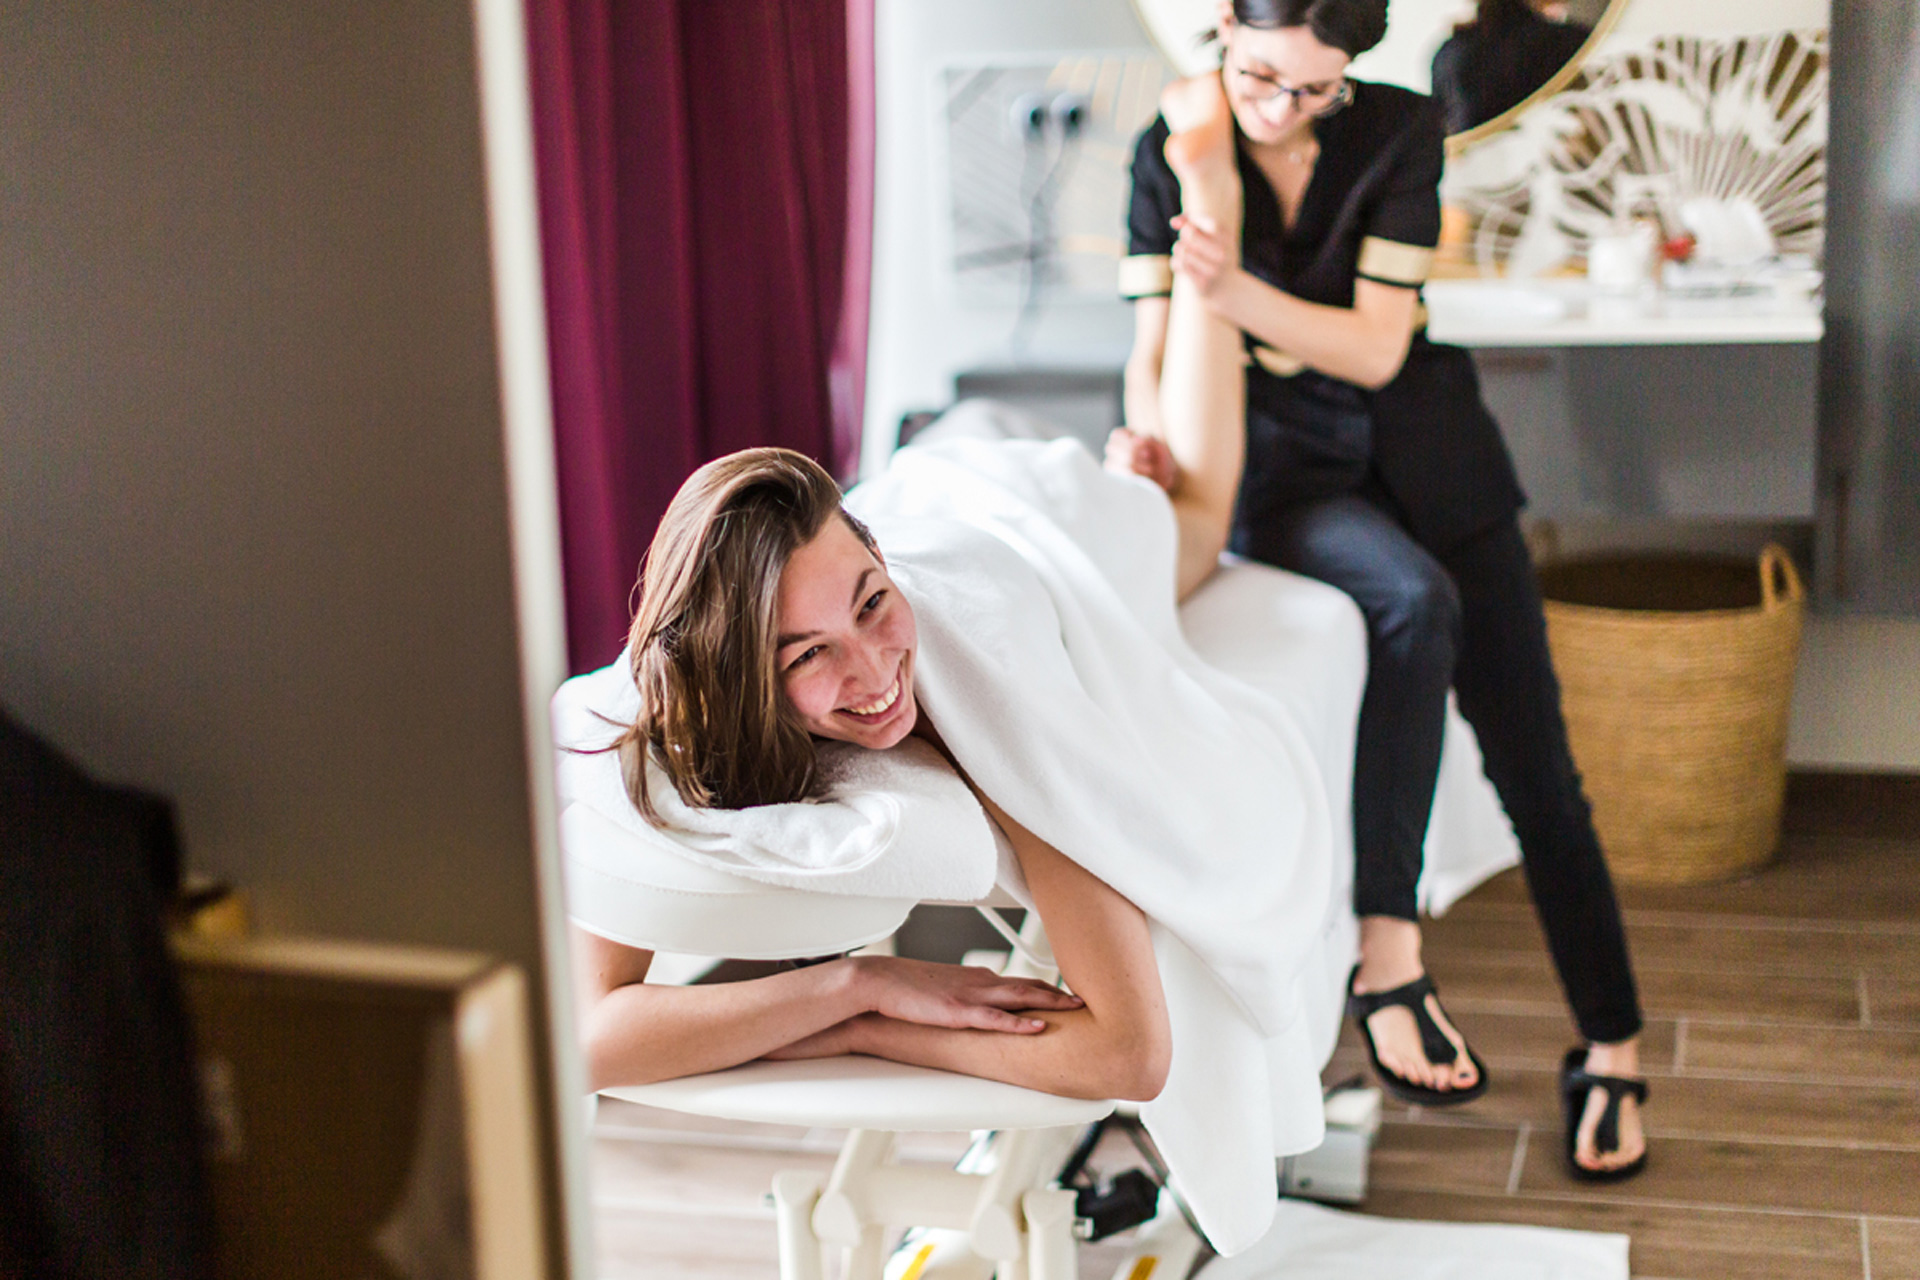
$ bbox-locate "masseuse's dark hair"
[609,448,875,823]
[1228,0,1389,58]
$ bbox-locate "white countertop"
[1423,279,1825,347]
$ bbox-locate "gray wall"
[0,1,576,1270]
[1818,0,1920,613]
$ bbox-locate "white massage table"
[556,403,1522,1278]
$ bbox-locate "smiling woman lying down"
[558,105,1353,1254]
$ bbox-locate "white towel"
[1201,1199,1630,1280]
[846,438,1338,1253]
[552,660,998,903]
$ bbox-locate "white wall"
[1790,619,1920,769]
[0,2,581,1270]
[863,0,1163,476]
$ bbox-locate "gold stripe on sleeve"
[1250,343,1307,378]
[1357,237,1436,288]
[1118,254,1174,298]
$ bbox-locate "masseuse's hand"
[1105,427,1178,493]
[1170,212,1236,301]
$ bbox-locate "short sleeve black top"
[1121,78,1525,551]
[1123,79,1444,373]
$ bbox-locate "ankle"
[1584,1038,1640,1077]
[1355,916,1424,992]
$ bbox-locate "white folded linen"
[1201,1199,1629,1280]
[844,437,1337,1253]
[552,660,998,904]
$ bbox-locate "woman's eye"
[860,590,886,616]
[787,645,824,670]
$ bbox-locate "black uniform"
[1124,80,1640,1044]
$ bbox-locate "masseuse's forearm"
[583,961,868,1091]
[1211,269,1414,390]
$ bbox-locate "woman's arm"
[785,795,1173,1103]
[1172,213,1420,390]
[572,926,1083,1092]
[1122,295,1172,443]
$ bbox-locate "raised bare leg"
[1156,73,1247,602]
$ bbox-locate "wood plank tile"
[1361,1188,1867,1280]
[595,1207,781,1280]
[1614,833,1920,924]
[1866,976,1920,1029]
[1433,952,1861,1024]
[1387,1063,1920,1150]
[1367,1119,1524,1195]
[1516,1132,1920,1217]
[1426,912,1920,980]
[1682,1022,1920,1087]
[591,1133,837,1219]
[1332,1008,1681,1073]
[1452,834,1920,925]
[594,1096,815,1143]
[1784,771,1920,842]
[1869,1218,1920,1280]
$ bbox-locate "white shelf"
[1424,279,1825,347]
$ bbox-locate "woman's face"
[1220,21,1354,144]
[775,516,920,751]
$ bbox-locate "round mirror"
[1130,0,1630,147]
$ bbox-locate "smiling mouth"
[839,670,904,722]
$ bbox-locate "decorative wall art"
[1442,29,1829,279]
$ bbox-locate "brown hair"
[609,447,875,822]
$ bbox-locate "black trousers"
[1235,492,1644,1045]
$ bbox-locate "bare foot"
[1353,917,1481,1094]
[1158,73,1238,222]
[1104,427,1178,492]
[1573,1039,1646,1173]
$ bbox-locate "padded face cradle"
[560,802,917,960]
[603,1055,1115,1133]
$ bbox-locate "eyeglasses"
[1229,62,1355,117]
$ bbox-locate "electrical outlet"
[1009,92,1048,141]
[1049,92,1090,138]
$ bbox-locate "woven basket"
[1538,545,1806,886]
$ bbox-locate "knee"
[1370,564,1462,658]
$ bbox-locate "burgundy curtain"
[528,0,875,674]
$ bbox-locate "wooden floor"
[589,773,1920,1279]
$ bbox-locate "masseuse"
[1110,0,1650,1179]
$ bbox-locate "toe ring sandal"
[1346,967,1489,1107]
[1560,1047,1649,1183]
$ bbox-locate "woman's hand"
[1170,212,1238,302]
[852,955,1081,1033]
[1105,426,1179,493]
[763,957,1082,1063]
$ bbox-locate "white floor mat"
[1199,1199,1629,1280]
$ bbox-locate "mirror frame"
[1126,0,1633,153]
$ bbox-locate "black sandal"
[1346,967,1489,1107]
[1560,1047,1649,1182]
